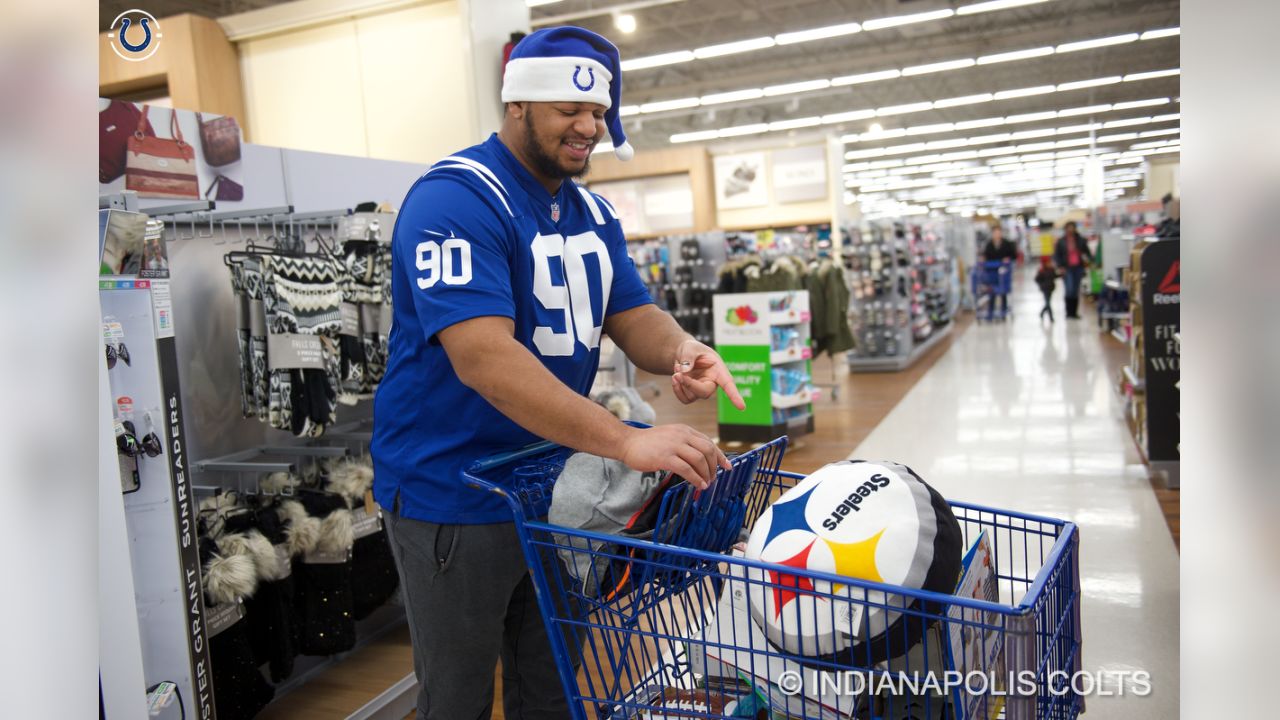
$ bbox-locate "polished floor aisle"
[849,271,1180,718]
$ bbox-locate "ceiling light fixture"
[1057,76,1122,91]
[775,22,862,44]
[693,37,776,59]
[1124,68,1180,82]
[935,93,995,108]
[902,58,976,76]
[977,46,1054,64]
[613,13,637,34]
[1140,27,1181,40]
[1056,33,1139,53]
[957,0,1053,14]
[699,88,765,105]
[862,8,956,31]
[620,50,696,72]
[831,69,902,86]
[763,79,832,96]
[994,85,1056,100]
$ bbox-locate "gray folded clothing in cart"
[549,452,667,598]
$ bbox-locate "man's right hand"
[618,424,730,490]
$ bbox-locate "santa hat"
[501,26,634,161]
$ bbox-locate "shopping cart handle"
[464,421,653,494]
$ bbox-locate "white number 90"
[416,238,473,289]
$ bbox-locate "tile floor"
[848,271,1180,718]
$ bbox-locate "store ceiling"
[105,0,1179,212]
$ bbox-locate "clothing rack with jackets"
[716,249,854,358]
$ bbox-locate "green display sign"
[717,344,772,426]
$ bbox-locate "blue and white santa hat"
[502,26,634,161]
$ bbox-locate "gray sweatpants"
[385,507,579,720]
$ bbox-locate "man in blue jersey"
[371,26,745,719]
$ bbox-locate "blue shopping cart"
[465,439,1082,720]
[972,261,1014,322]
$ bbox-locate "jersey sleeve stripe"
[593,194,619,220]
[576,186,606,225]
[441,156,509,198]
[429,164,515,218]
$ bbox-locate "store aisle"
[849,270,1179,717]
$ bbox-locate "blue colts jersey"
[372,134,652,524]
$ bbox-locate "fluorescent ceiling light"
[1056,123,1101,133]
[1056,33,1139,53]
[640,97,700,113]
[977,46,1053,64]
[670,130,719,144]
[994,85,1055,100]
[1058,76,1122,91]
[1151,113,1180,122]
[718,123,771,137]
[907,123,956,136]
[823,109,877,124]
[1139,128,1180,138]
[959,0,1052,14]
[832,69,901,86]
[619,105,641,117]
[1103,116,1153,128]
[1006,111,1058,124]
[860,128,909,141]
[1112,97,1168,110]
[769,116,823,131]
[621,51,696,71]
[1124,68,1180,82]
[700,88,765,105]
[934,93,994,108]
[877,102,934,116]
[1098,132,1139,142]
[694,37,776,59]
[863,9,955,31]
[926,138,970,150]
[1057,104,1111,117]
[1054,137,1096,148]
[967,132,1012,145]
[763,79,832,96]
[526,0,563,7]
[775,22,862,45]
[1140,27,1180,40]
[903,58,976,76]
[1131,139,1178,150]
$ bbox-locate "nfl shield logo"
[550,203,560,222]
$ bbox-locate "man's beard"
[523,114,591,181]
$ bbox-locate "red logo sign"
[1157,260,1179,294]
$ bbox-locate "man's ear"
[507,101,527,120]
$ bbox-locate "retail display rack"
[1121,237,1180,488]
[629,231,727,346]
[846,221,954,373]
[712,290,817,443]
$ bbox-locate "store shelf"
[849,322,951,373]
[771,389,818,409]
[768,309,811,326]
[1123,365,1145,393]
[770,346,813,365]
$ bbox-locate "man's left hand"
[671,339,746,410]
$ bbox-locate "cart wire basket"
[972,260,1014,322]
[465,438,1082,720]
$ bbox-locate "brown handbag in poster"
[125,105,199,199]
[197,112,242,167]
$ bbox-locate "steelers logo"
[743,460,961,666]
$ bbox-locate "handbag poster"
[713,152,768,209]
[99,99,246,204]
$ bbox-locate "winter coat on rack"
[809,260,855,357]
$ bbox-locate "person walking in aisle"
[370,27,745,720]
[1035,256,1057,323]
[1052,221,1093,319]
[980,225,1018,320]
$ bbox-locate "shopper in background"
[1035,256,1057,323]
[981,225,1018,319]
[370,26,744,720]
[1052,221,1093,319]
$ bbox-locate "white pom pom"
[614,141,635,161]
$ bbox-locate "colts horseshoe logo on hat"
[572,66,595,92]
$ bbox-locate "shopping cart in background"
[465,439,1083,720]
[972,260,1014,323]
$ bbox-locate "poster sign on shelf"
[713,152,769,209]
[771,145,828,203]
[98,100,246,205]
[591,174,695,235]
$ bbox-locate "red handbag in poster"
[125,105,199,199]
[99,100,153,184]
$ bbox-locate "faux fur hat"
[203,534,259,605]
[325,458,375,509]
